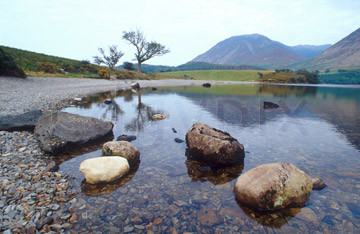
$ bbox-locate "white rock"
[79,157,130,184]
[74,98,82,101]
[152,114,166,120]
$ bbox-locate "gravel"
[0,76,235,116]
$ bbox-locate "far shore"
[0,76,255,116]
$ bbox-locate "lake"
[59,83,360,233]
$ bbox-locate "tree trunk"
[137,63,141,74]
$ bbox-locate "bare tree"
[93,45,124,71]
[122,30,170,73]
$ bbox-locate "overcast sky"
[1,0,359,66]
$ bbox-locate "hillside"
[117,61,264,73]
[160,70,273,82]
[290,44,332,58]
[192,34,306,69]
[289,27,360,70]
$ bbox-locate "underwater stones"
[312,178,327,190]
[102,141,140,166]
[185,123,245,166]
[234,162,312,210]
[197,206,223,227]
[79,157,130,184]
[34,111,114,155]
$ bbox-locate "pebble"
[0,131,75,232]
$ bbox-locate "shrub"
[290,77,297,83]
[38,62,57,73]
[0,48,27,78]
[98,69,110,79]
[64,65,75,72]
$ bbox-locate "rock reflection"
[185,159,244,185]
[81,163,139,196]
[235,198,301,228]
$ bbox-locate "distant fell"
[289,27,360,70]
[192,34,306,69]
[290,44,332,59]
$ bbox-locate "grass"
[159,70,273,82]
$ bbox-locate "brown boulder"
[234,162,312,210]
[185,123,244,166]
[102,141,140,166]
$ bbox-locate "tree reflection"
[125,90,162,132]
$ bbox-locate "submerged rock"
[116,134,137,142]
[174,138,184,143]
[79,157,130,184]
[102,141,140,166]
[0,110,42,131]
[312,178,326,190]
[197,206,223,227]
[263,101,279,109]
[185,123,245,166]
[34,111,113,155]
[202,83,211,88]
[234,162,312,210]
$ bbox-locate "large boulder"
[234,162,312,210]
[0,47,27,78]
[79,157,130,184]
[102,141,140,166]
[35,111,114,155]
[185,123,244,166]
[0,110,42,131]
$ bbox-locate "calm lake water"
[59,83,360,233]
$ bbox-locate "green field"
[160,70,273,81]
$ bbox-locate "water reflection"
[236,198,301,228]
[60,84,360,233]
[185,159,243,185]
[81,164,139,196]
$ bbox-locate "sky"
[1,0,359,66]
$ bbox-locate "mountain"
[192,34,306,69]
[290,44,332,58]
[289,27,360,70]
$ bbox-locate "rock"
[116,134,137,142]
[34,111,114,155]
[102,141,140,166]
[296,208,319,226]
[197,207,223,227]
[172,128,177,133]
[185,123,245,166]
[45,161,59,172]
[174,138,184,143]
[79,157,130,184]
[312,178,326,190]
[26,225,37,234]
[202,83,211,88]
[152,87,158,91]
[346,202,360,218]
[124,225,134,233]
[50,224,63,232]
[234,162,313,210]
[263,101,279,109]
[131,82,140,90]
[0,110,42,131]
[104,99,112,104]
[36,216,54,230]
[152,114,166,120]
[74,97,82,101]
